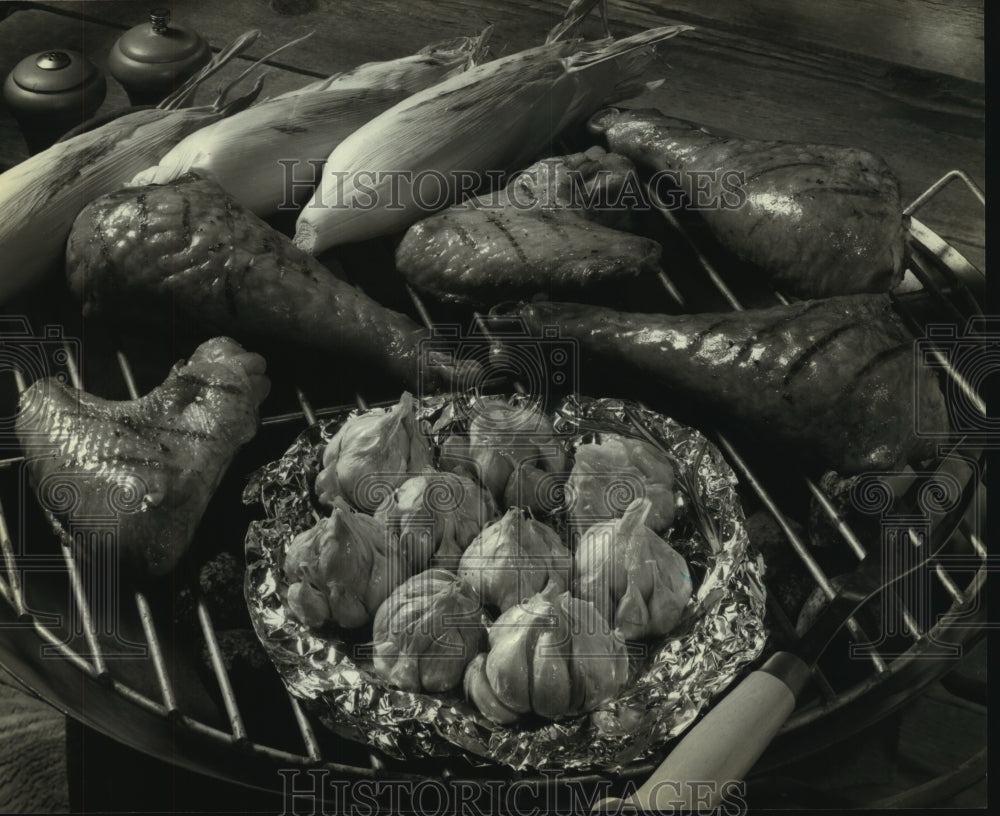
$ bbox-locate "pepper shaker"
[2,50,107,154]
[107,8,211,106]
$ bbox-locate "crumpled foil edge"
[243,395,767,772]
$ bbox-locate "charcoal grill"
[0,168,987,809]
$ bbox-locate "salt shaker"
[2,49,107,154]
[107,8,211,106]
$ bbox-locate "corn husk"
[546,0,611,44]
[274,30,491,98]
[293,24,691,253]
[0,31,265,306]
[131,30,491,215]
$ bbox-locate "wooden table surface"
[0,1,986,811]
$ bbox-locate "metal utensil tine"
[805,478,923,639]
[905,252,972,324]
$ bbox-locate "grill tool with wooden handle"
[596,562,887,812]
[594,439,983,812]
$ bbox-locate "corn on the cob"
[0,31,264,306]
[274,31,490,98]
[293,25,691,254]
[131,30,490,215]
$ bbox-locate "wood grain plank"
[0,673,69,813]
[616,0,983,84]
[32,0,985,82]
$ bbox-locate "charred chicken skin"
[16,337,269,576]
[65,173,473,390]
[396,148,662,306]
[509,295,948,474]
[589,108,906,298]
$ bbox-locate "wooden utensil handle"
[618,652,810,812]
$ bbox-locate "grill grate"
[0,170,987,793]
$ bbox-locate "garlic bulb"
[284,496,395,629]
[315,392,433,511]
[372,569,484,693]
[375,469,497,568]
[575,497,692,640]
[458,508,571,612]
[566,433,675,534]
[442,398,567,515]
[464,582,627,722]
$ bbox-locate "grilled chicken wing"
[65,173,472,390]
[16,338,270,576]
[396,149,661,306]
[589,108,906,298]
[509,295,948,474]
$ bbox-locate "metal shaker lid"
[115,8,208,64]
[8,49,101,94]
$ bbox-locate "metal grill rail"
[0,170,988,793]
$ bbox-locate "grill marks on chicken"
[396,148,662,306]
[589,108,906,298]
[511,295,949,474]
[398,208,661,306]
[16,338,270,576]
[65,173,465,389]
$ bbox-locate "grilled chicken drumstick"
[16,338,270,576]
[65,174,473,390]
[509,295,948,474]
[589,108,906,299]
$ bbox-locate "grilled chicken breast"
[510,295,948,474]
[16,338,269,576]
[396,149,661,306]
[65,173,473,390]
[503,146,646,231]
[589,108,906,298]
[398,208,660,306]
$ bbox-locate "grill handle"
[597,563,886,812]
[592,652,809,812]
[631,652,809,811]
